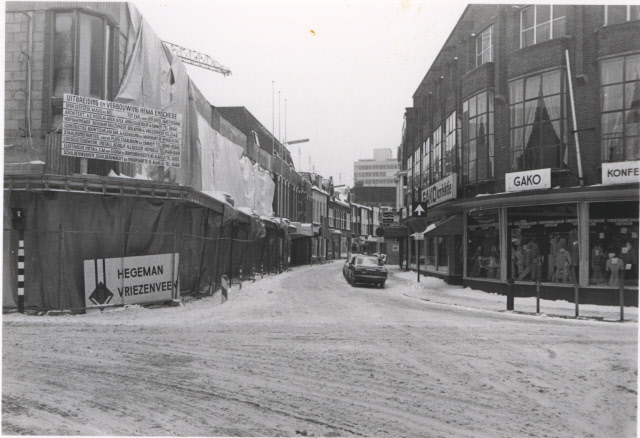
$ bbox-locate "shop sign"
[505,168,550,192]
[84,253,179,308]
[602,161,640,186]
[422,174,457,208]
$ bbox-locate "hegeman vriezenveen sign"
[505,168,551,192]
[84,253,179,308]
[62,94,182,168]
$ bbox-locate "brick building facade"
[399,5,639,304]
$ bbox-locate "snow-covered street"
[2,262,637,437]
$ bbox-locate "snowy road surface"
[2,263,637,437]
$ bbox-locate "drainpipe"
[565,49,585,186]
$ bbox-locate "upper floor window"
[520,5,567,49]
[462,91,495,183]
[431,126,443,183]
[422,137,431,187]
[444,112,457,177]
[509,69,568,171]
[51,10,115,130]
[605,5,640,26]
[476,26,493,67]
[600,54,640,162]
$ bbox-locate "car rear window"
[356,257,380,267]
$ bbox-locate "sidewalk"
[388,266,638,323]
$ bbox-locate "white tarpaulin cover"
[198,114,275,216]
[115,3,190,184]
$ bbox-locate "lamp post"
[284,138,310,171]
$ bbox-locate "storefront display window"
[438,236,448,273]
[507,204,578,283]
[425,236,436,270]
[467,209,500,279]
[589,201,639,287]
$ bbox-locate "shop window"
[50,9,115,130]
[600,54,640,162]
[509,70,568,171]
[431,126,443,183]
[444,112,457,177]
[476,25,493,67]
[605,5,640,26]
[589,201,639,287]
[467,209,500,279]
[508,204,578,283]
[462,91,495,183]
[520,5,567,49]
[425,236,436,270]
[437,236,449,273]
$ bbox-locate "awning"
[290,222,314,237]
[424,214,463,237]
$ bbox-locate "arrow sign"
[412,202,428,217]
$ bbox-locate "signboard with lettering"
[602,161,640,186]
[422,174,457,208]
[505,168,551,192]
[84,253,179,308]
[381,211,394,224]
[62,94,182,167]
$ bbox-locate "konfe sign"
[505,168,551,192]
[422,174,457,208]
[602,161,640,185]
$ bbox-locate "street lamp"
[284,138,310,171]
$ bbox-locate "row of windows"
[407,57,640,189]
[355,164,398,170]
[474,5,640,69]
[355,172,392,177]
[360,179,396,186]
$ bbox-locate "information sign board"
[62,94,182,167]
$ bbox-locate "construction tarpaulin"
[115,3,191,185]
[198,114,275,216]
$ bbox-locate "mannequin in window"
[517,239,533,280]
[606,251,623,286]
[553,247,572,283]
[530,237,541,282]
[569,228,579,284]
[590,242,605,285]
[547,233,559,281]
[511,243,523,280]
[620,240,638,283]
[470,245,482,277]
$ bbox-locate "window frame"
[599,53,640,162]
[476,25,493,67]
[520,5,567,49]
[604,5,640,26]
[462,90,495,184]
[508,68,568,171]
[48,8,117,133]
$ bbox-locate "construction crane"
[163,41,232,76]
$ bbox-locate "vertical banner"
[84,253,179,308]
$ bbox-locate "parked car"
[343,254,387,288]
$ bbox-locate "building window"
[422,137,431,189]
[467,209,500,279]
[476,25,493,67]
[444,111,457,177]
[431,126,442,183]
[462,91,495,183]
[600,54,640,162]
[520,5,567,49]
[509,69,568,171]
[51,10,115,130]
[605,5,640,26]
[413,148,421,195]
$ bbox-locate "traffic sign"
[411,202,428,217]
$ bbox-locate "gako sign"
[84,253,179,308]
[602,161,640,186]
[422,174,457,208]
[505,168,551,192]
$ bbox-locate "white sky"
[134,0,469,186]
